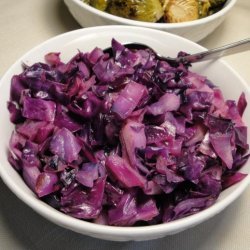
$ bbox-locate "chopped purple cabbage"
[7,38,249,227]
[49,128,81,163]
[22,96,56,122]
[106,155,146,188]
[76,163,100,188]
[35,172,59,197]
[147,93,180,115]
[112,80,147,119]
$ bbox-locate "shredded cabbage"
[7,39,249,226]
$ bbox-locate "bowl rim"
[66,0,237,29]
[0,25,249,239]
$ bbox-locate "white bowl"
[0,26,249,241]
[64,0,237,42]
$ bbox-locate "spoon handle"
[180,38,250,63]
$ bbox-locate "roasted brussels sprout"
[208,0,227,15]
[106,0,164,23]
[160,0,170,9]
[198,0,211,18]
[82,0,227,23]
[164,0,199,23]
[83,0,108,11]
[209,0,227,8]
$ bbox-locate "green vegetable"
[83,0,108,11]
[164,0,199,23]
[198,0,211,18]
[209,0,227,8]
[106,0,164,22]
[82,0,227,23]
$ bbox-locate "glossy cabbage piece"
[7,38,248,227]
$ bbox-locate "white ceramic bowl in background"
[0,26,249,241]
[64,0,237,42]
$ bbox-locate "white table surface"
[0,0,250,249]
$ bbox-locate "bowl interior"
[0,26,249,241]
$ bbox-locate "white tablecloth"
[0,0,250,249]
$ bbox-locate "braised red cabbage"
[7,39,249,226]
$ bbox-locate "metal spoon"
[104,38,250,65]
